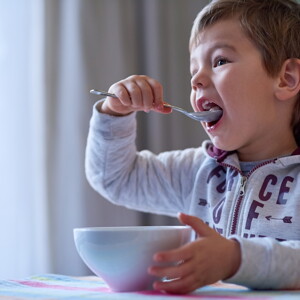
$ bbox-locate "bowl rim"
[73,226,191,232]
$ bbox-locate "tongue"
[207,106,223,126]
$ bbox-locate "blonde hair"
[191,0,300,145]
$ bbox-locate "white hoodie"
[85,104,300,290]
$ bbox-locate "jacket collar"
[204,141,235,162]
[205,141,300,162]
[291,147,300,156]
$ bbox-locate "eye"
[214,57,229,67]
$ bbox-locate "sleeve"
[85,102,204,217]
[224,236,300,289]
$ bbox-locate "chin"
[210,137,236,152]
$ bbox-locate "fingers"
[153,242,192,263]
[148,241,201,293]
[149,256,202,294]
[153,274,201,295]
[108,75,166,113]
[148,215,241,294]
[148,214,224,294]
[150,214,215,269]
[178,212,216,238]
[148,258,193,279]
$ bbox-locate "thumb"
[178,212,216,238]
[153,102,172,114]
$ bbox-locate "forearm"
[85,102,190,215]
[225,236,300,289]
[85,102,137,199]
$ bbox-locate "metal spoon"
[90,89,223,122]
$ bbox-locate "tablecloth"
[0,274,300,300]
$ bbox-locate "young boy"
[85,0,300,294]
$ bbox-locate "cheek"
[215,70,236,93]
[217,72,250,108]
[216,81,237,110]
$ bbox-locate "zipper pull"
[240,176,247,196]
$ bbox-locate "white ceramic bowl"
[74,226,193,292]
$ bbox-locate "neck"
[237,136,298,162]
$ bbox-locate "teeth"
[209,106,221,111]
[202,100,221,111]
[202,100,213,110]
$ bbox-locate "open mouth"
[200,99,223,127]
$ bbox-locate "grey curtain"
[0,0,209,278]
[79,0,209,226]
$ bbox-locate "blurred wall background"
[0,0,209,279]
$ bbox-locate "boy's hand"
[99,75,171,116]
[148,213,241,294]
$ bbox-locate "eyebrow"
[190,42,237,65]
[210,43,237,52]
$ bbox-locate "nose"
[191,69,209,91]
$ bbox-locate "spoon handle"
[90,89,173,107]
[89,89,222,122]
[90,89,175,110]
[90,89,118,98]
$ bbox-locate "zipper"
[239,175,247,196]
[219,159,276,235]
[230,176,247,235]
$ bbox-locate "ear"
[275,58,300,101]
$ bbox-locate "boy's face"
[190,18,296,161]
